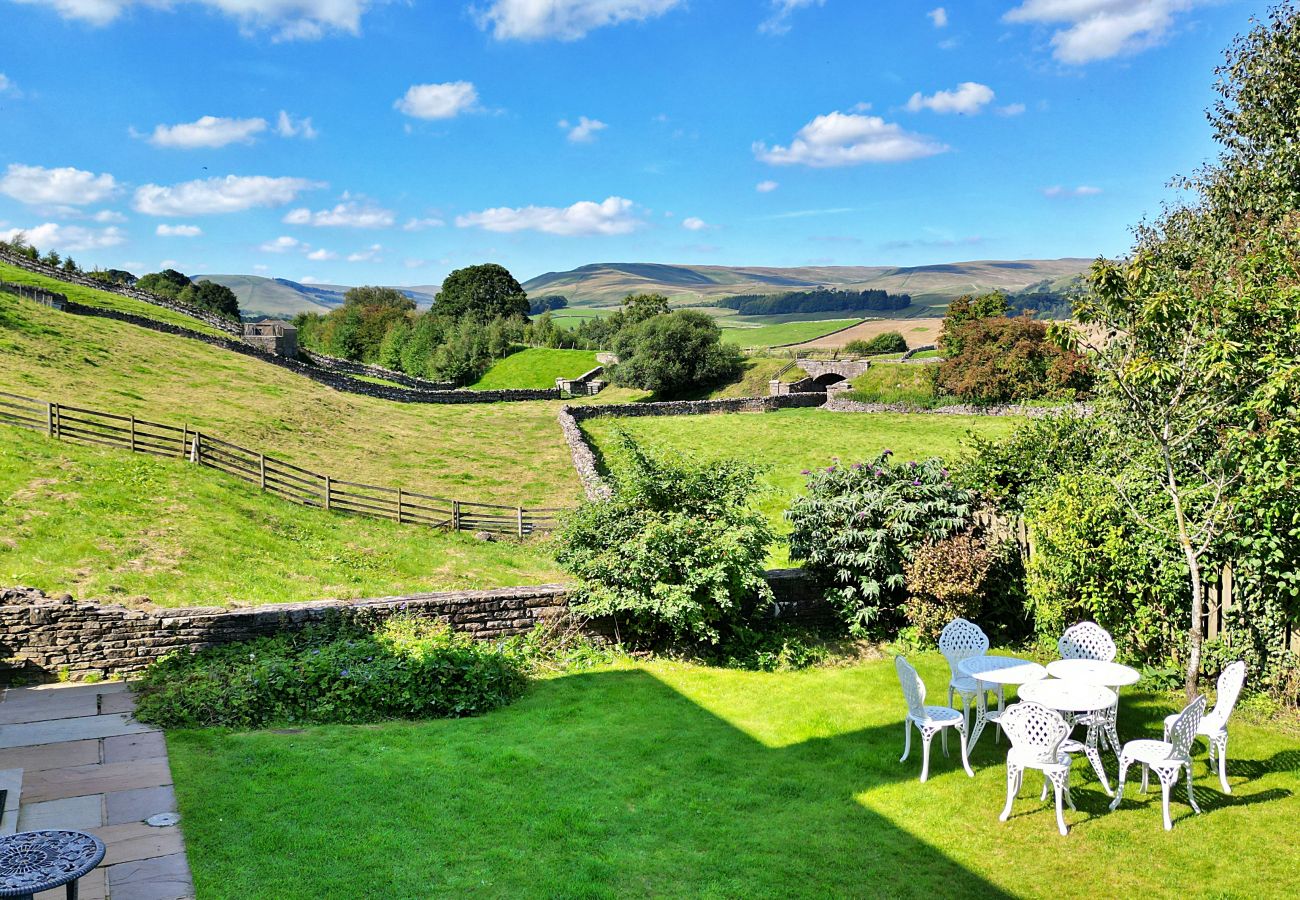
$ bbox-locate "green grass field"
[0,261,232,337]
[847,362,944,406]
[0,293,581,507]
[470,348,601,390]
[705,357,807,399]
[580,408,1016,563]
[168,652,1300,898]
[719,318,862,348]
[0,427,561,606]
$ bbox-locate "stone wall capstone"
[567,393,828,422]
[0,572,831,681]
[301,350,457,391]
[822,397,1093,417]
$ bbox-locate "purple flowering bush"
[133,615,526,728]
[786,451,974,635]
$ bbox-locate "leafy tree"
[377,319,412,370]
[435,263,529,322]
[400,314,445,378]
[344,285,415,310]
[611,310,743,398]
[787,452,974,635]
[529,294,568,315]
[622,292,670,324]
[183,280,240,320]
[61,257,79,274]
[137,269,192,298]
[844,331,908,356]
[939,291,1008,358]
[557,433,774,646]
[42,250,61,268]
[935,315,1092,404]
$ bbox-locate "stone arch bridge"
[770,358,871,396]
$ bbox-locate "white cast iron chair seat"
[895,655,975,783]
[1119,739,1184,766]
[998,701,1077,836]
[916,705,965,725]
[1111,695,1206,831]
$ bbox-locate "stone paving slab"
[103,733,168,765]
[24,759,174,804]
[106,786,177,827]
[17,795,103,831]
[0,737,99,772]
[0,713,153,749]
[107,853,194,900]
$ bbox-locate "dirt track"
[790,317,944,350]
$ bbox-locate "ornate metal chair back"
[1058,621,1117,662]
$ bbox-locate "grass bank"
[168,652,1300,898]
[0,427,561,606]
[470,348,601,390]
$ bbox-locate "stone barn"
[242,320,298,357]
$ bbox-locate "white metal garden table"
[957,656,1047,750]
[1045,658,1140,752]
[1018,678,1118,796]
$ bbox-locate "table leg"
[968,681,989,750]
[1104,690,1122,754]
[1084,720,1114,796]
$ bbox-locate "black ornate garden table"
[0,830,105,900]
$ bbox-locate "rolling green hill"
[196,274,439,318]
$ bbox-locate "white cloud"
[561,116,607,143]
[156,223,202,237]
[347,243,382,262]
[928,7,947,27]
[0,73,18,96]
[1004,0,1194,64]
[403,216,445,231]
[147,115,267,149]
[756,180,779,193]
[259,236,302,252]
[681,216,708,231]
[476,0,683,41]
[760,0,824,36]
[404,258,427,269]
[93,209,126,223]
[456,196,641,236]
[306,248,337,261]
[276,110,318,139]
[906,82,995,115]
[394,82,479,120]
[1,222,125,252]
[0,164,119,206]
[1043,184,1103,197]
[134,175,321,216]
[12,0,374,41]
[997,103,1027,117]
[754,111,947,168]
[283,198,395,228]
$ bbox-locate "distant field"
[719,318,862,348]
[794,317,945,350]
[0,428,560,607]
[0,261,232,337]
[548,309,616,328]
[580,408,1016,563]
[470,348,600,390]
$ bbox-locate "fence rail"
[975,509,1300,655]
[0,392,564,537]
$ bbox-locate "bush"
[935,315,1093,404]
[556,433,773,646]
[611,310,744,398]
[786,452,975,635]
[902,530,999,642]
[844,332,908,356]
[132,616,527,729]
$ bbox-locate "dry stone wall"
[0,573,831,681]
[301,350,457,391]
[823,397,1092,417]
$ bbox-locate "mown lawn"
[580,408,1016,563]
[719,318,862,348]
[470,348,601,390]
[0,261,232,337]
[0,294,582,506]
[0,427,561,606]
[168,652,1300,898]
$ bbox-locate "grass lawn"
[848,362,944,406]
[719,318,862,349]
[0,427,561,606]
[470,348,601,390]
[0,294,581,507]
[580,408,1016,563]
[167,652,1300,898]
[0,261,232,337]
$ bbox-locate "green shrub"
[556,433,773,646]
[713,623,834,672]
[611,310,745,398]
[132,616,527,729]
[786,452,974,635]
[902,530,998,642]
[844,331,908,356]
[935,315,1092,404]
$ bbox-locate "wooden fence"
[0,391,564,537]
[973,510,1299,653]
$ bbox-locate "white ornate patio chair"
[1164,661,1246,793]
[1110,695,1207,831]
[938,618,998,731]
[1058,621,1120,748]
[998,701,1076,836]
[895,655,974,783]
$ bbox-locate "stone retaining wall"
[567,394,827,421]
[0,572,831,680]
[302,350,457,391]
[0,248,242,335]
[823,397,1093,417]
[557,406,611,500]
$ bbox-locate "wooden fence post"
[191,432,201,464]
[45,402,53,436]
[259,454,266,490]
[397,488,404,524]
[181,424,189,459]
[517,507,524,538]
[129,415,136,453]
[452,500,461,531]
[324,475,332,511]
[51,402,60,439]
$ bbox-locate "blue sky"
[0,0,1271,285]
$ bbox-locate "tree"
[611,310,744,398]
[344,286,415,311]
[137,269,192,298]
[935,315,1092,404]
[622,292,670,324]
[183,280,240,320]
[434,263,529,322]
[378,319,412,370]
[939,291,1008,357]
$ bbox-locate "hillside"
[196,274,439,318]
[522,259,1091,309]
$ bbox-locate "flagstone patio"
[0,682,194,900]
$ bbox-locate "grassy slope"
[580,408,1015,564]
[718,318,862,348]
[0,261,231,337]
[470,348,601,390]
[0,428,560,606]
[169,652,1300,898]
[0,295,581,507]
[848,362,943,406]
[705,358,807,399]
